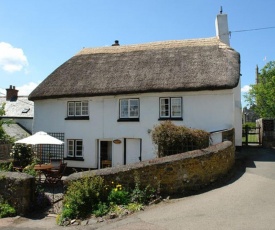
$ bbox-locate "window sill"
[65,116,89,120]
[158,117,183,121]
[64,157,84,161]
[117,118,140,122]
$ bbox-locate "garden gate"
[242,126,261,146]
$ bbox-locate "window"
[118,99,139,121]
[66,101,89,119]
[159,97,182,119]
[67,139,83,158]
[22,108,30,113]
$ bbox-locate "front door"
[126,138,141,164]
[98,140,112,168]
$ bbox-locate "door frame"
[97,139,113,169]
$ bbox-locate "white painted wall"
[32,89,237,168]
[234,81,242,146]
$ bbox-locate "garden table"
[34,164,53,183]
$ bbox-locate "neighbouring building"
[0,85,33,140]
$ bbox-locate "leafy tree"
[0,103,13,143]
[245,61,275,118]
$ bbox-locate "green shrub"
[0,197,16,218]
[151,121,210,157]
[243,122,256,129]
[59,173,160,224]
[108,184,130,205]
[0,162,13,172]
[92,202,109,217]
[22,163,38,177]
[130,172,156,204]
[10,144,34,168]
[61,175,107,221]
[127,203,144,212]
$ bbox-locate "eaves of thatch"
[28,37,240,101]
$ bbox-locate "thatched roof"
[29,37,240,100]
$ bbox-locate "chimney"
[6,85,18,101]
[215,7,230,46]
[112,40,120,46]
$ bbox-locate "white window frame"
[120,99,139,119]
[68,101,89,117]
[67,139,83,158]
[160,97,182,119]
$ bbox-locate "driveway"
[1,146,275,230]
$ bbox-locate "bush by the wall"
[10,144,34,168]
[242,122,256,129]
[151,121,210,157]
[0,196,16,218]
[61,175,107,221]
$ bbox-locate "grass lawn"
[242,134,259,143]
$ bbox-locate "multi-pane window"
[68,101,88,117]
[160,97,182,119]
[120,99,139,119]
[67,139,83,157]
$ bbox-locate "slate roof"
[2,123,31,141]
[0,96,34,118]
[29,37,240,100]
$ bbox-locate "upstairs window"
[67,139,83,158]
[66,101,89,120]
[159,97,182,120]
[118,99,139,121]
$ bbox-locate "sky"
[1,0,275,107]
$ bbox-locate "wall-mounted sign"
[113,139,122,144]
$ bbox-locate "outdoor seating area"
[44,162,67,185]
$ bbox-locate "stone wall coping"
[0,171,34,180]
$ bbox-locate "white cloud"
[0,88,5,96]
[0,42,28,73]
[17,82,39,95]
[241,85,251,93]
[0,82,38,96]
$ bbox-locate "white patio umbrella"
[15,131,64,163]
[15,131,64,145]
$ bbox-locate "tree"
[245,61,275,118]
[0,103,13,143]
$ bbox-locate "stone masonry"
[65,141,235,195]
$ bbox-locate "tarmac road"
[1,146,275,230]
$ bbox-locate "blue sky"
[1,0,275,107]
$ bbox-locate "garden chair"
[44,162,67,185]
[50,159,62,171]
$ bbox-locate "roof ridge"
[75,37,223,55]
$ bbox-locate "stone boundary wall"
[0,172,35,216]
[0,144,12,161]
[257,118,275,147]
[65,141,235,195]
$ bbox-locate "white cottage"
[29,13,241,169]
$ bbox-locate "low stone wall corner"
[0,172,35,216]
